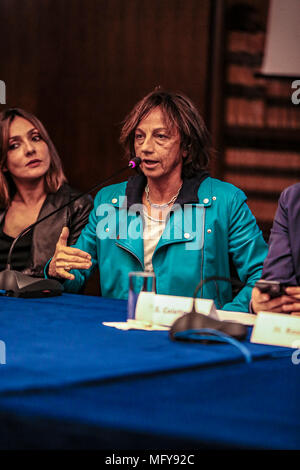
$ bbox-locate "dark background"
[0,0,211,187]
[0,0,212,294]
[1,0,299,295]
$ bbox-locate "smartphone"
[255,280,287,298]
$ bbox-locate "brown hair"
[120,89,212,178]
[0,108,67,208]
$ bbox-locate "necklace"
[145,183,182,209]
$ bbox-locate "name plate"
[135,292,217,326]
[250,311,300,348]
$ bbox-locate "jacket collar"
[125,171,210,207]
[42,184,70,209]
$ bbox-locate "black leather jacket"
[0,184,93,277]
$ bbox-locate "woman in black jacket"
[0,107,92,278]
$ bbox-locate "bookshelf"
[210,0,300,240]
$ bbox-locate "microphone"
[169,276,248,342]
[0,157,141,298]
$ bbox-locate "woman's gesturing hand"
[48,227,92,280]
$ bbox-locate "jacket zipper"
[115,242,144,270]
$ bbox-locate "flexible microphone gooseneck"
[191,276,245,313]
[0,157,141,298]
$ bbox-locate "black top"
[0,184,93,278]
[0,219,32,271]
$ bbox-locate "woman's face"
[4,116,51,185]
[134,107,186,182]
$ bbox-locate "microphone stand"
[0,157,141,297]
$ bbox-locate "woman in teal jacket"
[48,89,267,312]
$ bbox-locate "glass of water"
[127,271,156,322]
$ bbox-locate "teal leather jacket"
[60,174,268,312]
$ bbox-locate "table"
[0,293,299,450]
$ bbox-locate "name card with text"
[135,292,218,326]
[152,294,218,326]
[250,312,300,348]
[135,293,254,328]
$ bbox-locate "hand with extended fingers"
[48,227,92,280]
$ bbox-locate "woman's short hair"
[120,89,213,177]
[0,108,67,208]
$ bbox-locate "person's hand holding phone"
[252,281,300,315]
[281,286,300,315]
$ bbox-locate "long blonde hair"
[0,108,67,209]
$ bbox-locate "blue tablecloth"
[0,293,299,450]
[0,357,299,450]
[0,293,291,394]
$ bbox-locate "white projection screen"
[260,0,300,78]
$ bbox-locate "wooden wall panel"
[0,0,211,183]
[0,0,211,294]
